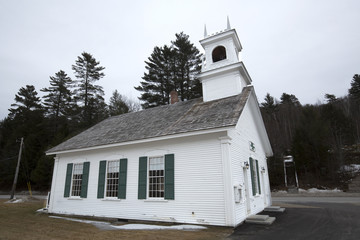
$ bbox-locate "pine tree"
[8,85,42,119]
[135,32,202,108]
[109,90,129,116]
[171,32,202,100]
[5,85,48,190]
[41,70,73,119]
[72,52,106,126]
[349,74,360,101]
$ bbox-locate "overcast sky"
[1,0,359,120]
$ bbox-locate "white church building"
[46,22,273,227]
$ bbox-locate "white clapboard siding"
[229,94,272,226]
[49,132,228,226]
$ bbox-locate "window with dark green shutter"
[138,157,147,199]
[118,158,127,199]
[64,163,73,197]
[65,162,90,198]
[97,160,106,198]
[164,154,174,200]
[138,154,175,200]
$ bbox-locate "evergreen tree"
[171,32,202,100]
[72,52,106,126]
[109,90,129,116]
[135,32,202,108]
[8,85,42,119]
[3,85,48,190]
[261,93,279,114]
[41,70,73,118]
[348,74,360,142]
[349,74,360,101]
[324,93,337,103]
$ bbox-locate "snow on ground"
[272,188,344,195]
[5,198,24,203]
[299,188,342,193]
[49,216,207,230]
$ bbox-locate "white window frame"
[71,163,83,197]
[105,160,120,198]
[148,156,165,199]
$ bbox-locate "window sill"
[144,199,168,202]
[102,198,121,202]
[67,197,83,200]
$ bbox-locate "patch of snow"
[49,216,206,230]
[36,208,48,213]
[113,224,206,230]
[274,190,287,194]
[307,188,342,193]
[5,198,23,203]
[339,164,360,174]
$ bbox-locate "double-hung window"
[249,157,261,196]
[97,159,127,199]
[64,162,90,198]
[106,160,120,197]
[149,156,165,198]
[138,154,174,200]
[71,163,84,197]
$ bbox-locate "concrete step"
[245,214,276,225]
[264,206,286,213]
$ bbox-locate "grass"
[0,199,232,240]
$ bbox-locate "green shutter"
[256,160,261,194]
[249,158,256,196]
[118,158,128,199]
[64,163,73,197]
[138,157,147,199]
[80,162,90,198]
[97,160,106,199]
[164,154,175,200]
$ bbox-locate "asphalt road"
[229,197,360,240]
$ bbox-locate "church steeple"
[198,19,252,102]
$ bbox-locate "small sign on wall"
[249,141,256,152]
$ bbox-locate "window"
[249,158,261,196]
[149,156,165,198]
[106,160,120,197]
[138,154,174,200]
[71,163,83,196]
[212,46,227,62]
[64,162,90,198]
[97,159,127,199]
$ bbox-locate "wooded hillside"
[263,74,360,189]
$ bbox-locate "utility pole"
[10,137,24,200]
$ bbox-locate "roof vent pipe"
[170,90,179,104]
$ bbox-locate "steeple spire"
[204,24,208,38]
[227,16,231,30]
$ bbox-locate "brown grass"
[0,200,232,240]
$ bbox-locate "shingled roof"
[47,86,253,154]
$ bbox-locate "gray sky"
[1,0,359,120]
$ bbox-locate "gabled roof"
[46,86,253,154]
